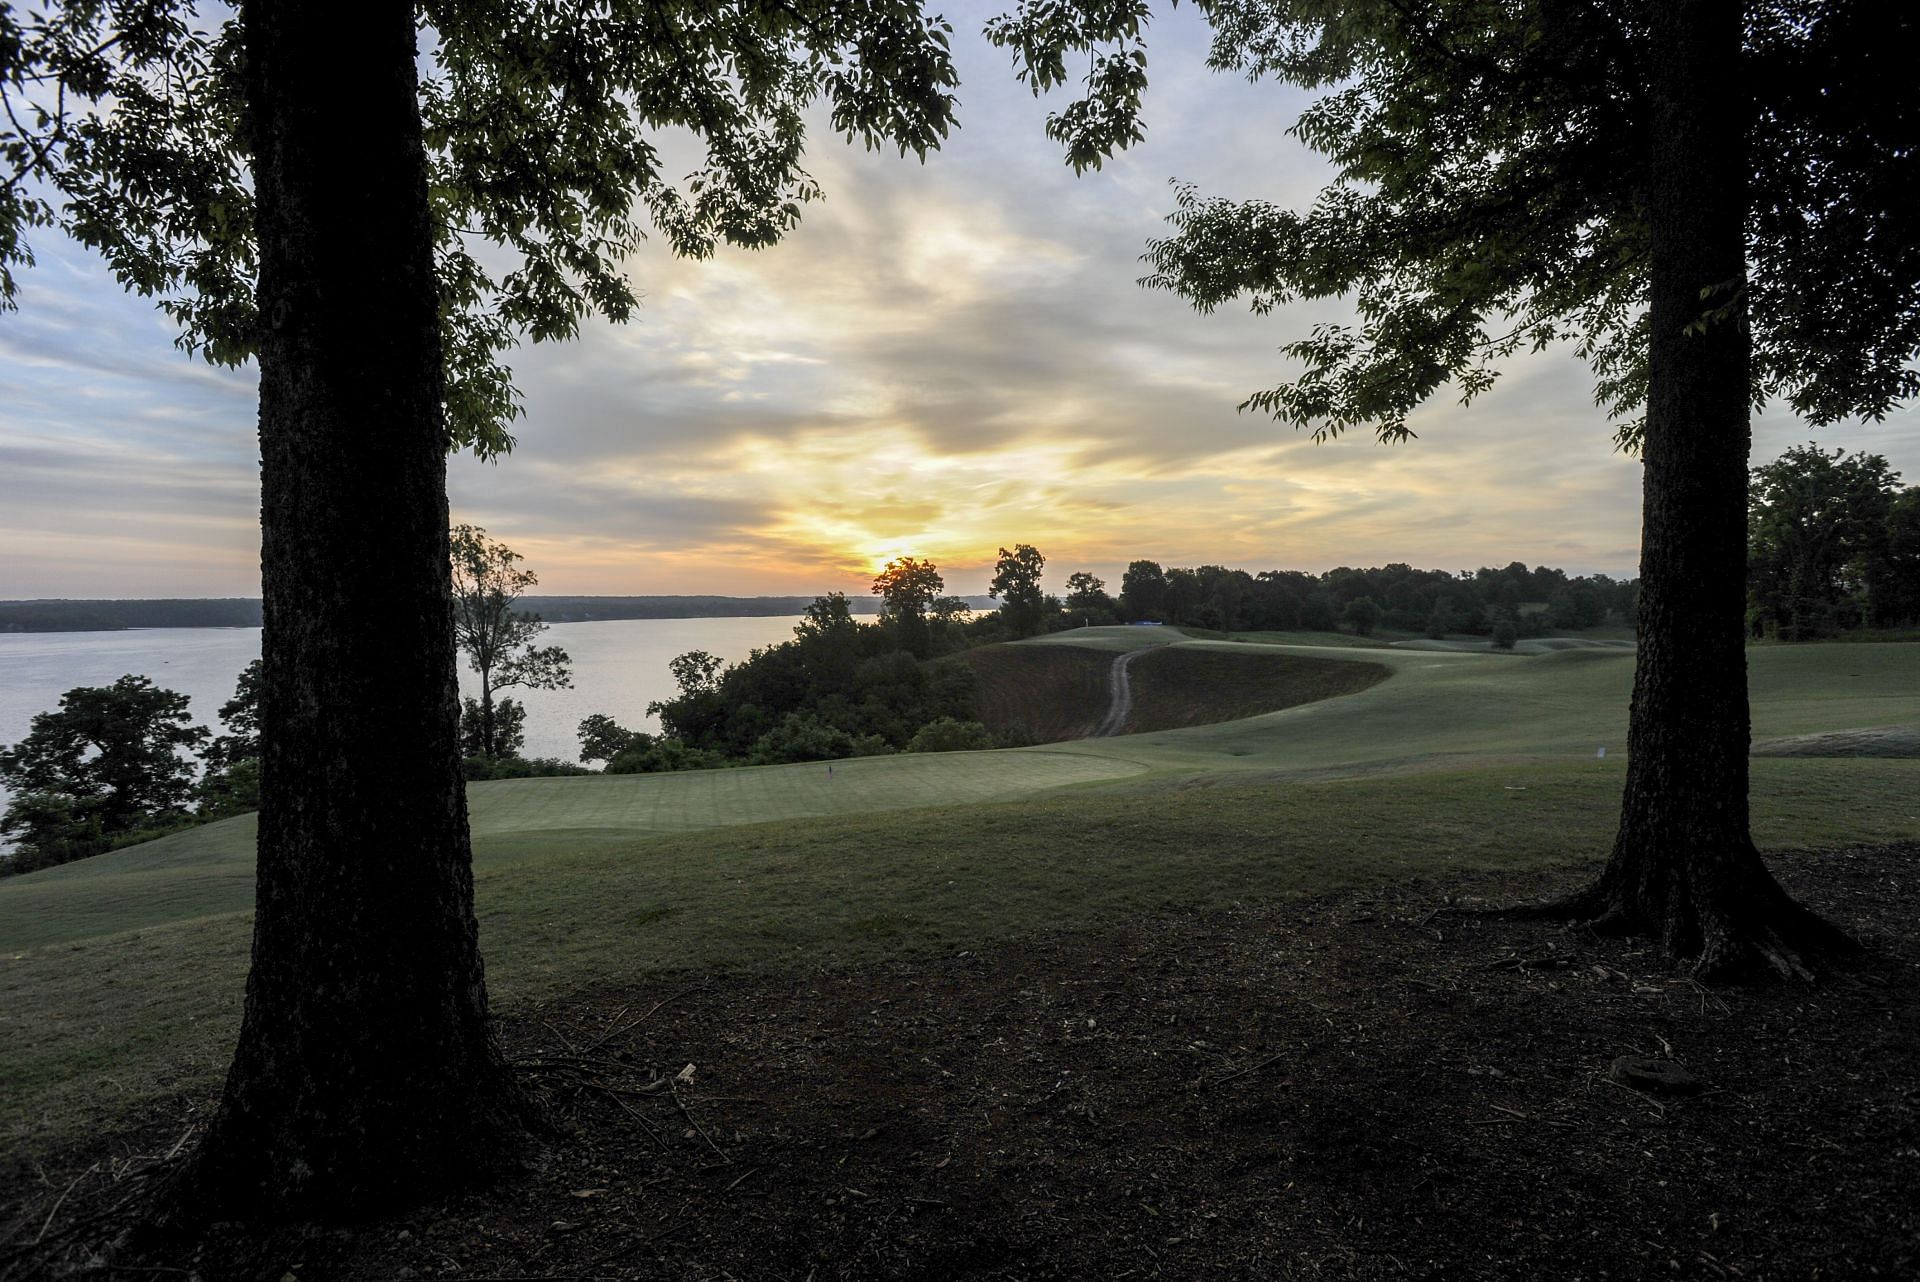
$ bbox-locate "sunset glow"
[2,11,1916,600]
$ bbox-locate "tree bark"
[174,0,528,1218]
[481,678,497,758]
[1543,0,1852,979]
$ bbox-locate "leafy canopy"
[989,542,1047,636]
[871,555,944,620]
[2,0,960,455]
[0,674,208,866]
[987,1,1920,446]
[203,658,261,772]
[1747,443,1911,636]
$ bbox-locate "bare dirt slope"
[959,642,1389,745]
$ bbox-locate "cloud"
[5,13,1920,599]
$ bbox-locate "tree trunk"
[174,0,528,1219]
[481,678,497,759]
[1544,0,1851,979]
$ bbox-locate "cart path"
[1095,647,1151,738]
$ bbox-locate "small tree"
[0,676,208,871]
[990,543,1048,637]
[578,713,647,765]
[199,661,265,819]
[460,696,526,759]
[450,524,572,759]
[872,556,945,656]
[1119,559,1168,620]
[203,660,263,771]
[1491,616,1520,651]
[794,592,860,642]
[1877,489,1920,627]
[1342,597,1381,637]
[1747,444,1900,638]
[1064,571,1113,614]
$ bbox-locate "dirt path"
[1094,647,1152,736]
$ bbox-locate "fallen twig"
[670,1084,730,1163]
[581,985,708,1057]
[1207,1051,1286,1089]
[591,1084,668,1150]
[34,1163,98,1245]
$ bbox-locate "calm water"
[0,614,807,820]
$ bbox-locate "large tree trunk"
[173,0,528,1218]
[1545,0,1851,979]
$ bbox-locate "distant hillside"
[0,594,1001,632]
[0,599,263,633]
[956,641,1390,744]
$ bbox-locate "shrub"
[907,717,996,753]
[749,712,855,765]
[604,739,729,774]
[461,755,594,781]
[197,757,262,819]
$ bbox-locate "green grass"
[0,749,1144,951]
[7,756,1916,1157]
[2,630,1916,1161]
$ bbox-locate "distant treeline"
[1094,560,1637,638]
[0,594,999,633]
[0,599,264,633]
[520,594,998,622]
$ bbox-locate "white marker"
[1596,746,1607,759]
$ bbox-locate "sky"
[2,8,1916,601]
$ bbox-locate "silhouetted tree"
[872,556,945,656]
[990,543,1049,637]
[198,662,265,819]
[3,0,957,1215]
[202,661,264,772]
[577,713,647,766]
[1747,445,1901,638]
[1064,571,1107,608]
[451,524,572,759]
[991,0,1918,976]
[0,677,207,871]
[1119,559,1168,620]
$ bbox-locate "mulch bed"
[5,843,1917,1280]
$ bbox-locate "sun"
[866,544,924,576]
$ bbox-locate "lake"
[0,614,808,822]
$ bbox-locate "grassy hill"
[2,629,1916,1162]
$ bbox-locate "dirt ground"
[4,842,1916,1281]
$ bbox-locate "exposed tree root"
[1479,850,1861,983]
